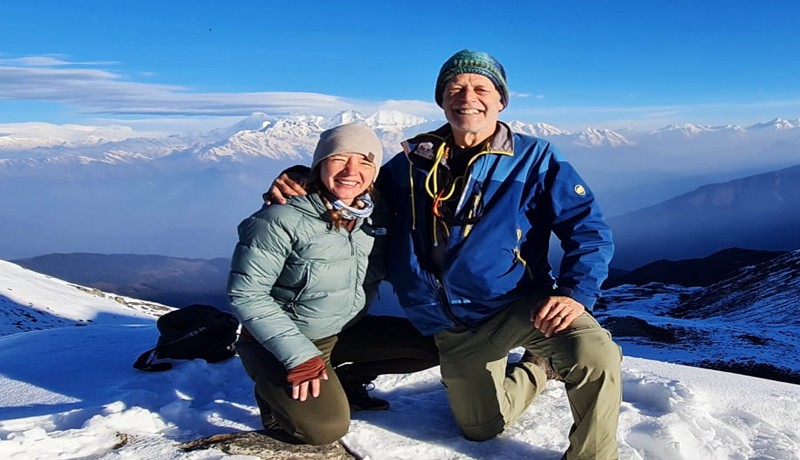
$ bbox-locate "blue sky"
[2,0,800,134]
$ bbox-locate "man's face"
[441,73,504,146]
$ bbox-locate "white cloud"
[506,99,800,131]
[0,55,424,119]
[3,55,798,134]
[0,121,151,141]
[374,99,441,118]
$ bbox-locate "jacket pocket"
[512,227,534,280]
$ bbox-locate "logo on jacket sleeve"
[574,184,587,196]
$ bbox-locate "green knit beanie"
[435,49,509,108]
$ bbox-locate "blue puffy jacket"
[378,122,614,336]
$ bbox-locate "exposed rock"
[112,432,136,450]
[179,431,356,459]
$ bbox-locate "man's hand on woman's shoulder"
[264,166,310,205]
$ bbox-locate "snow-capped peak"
[507,120,571,137]
[651,123,748,137]
[364,110,427,131]
[327,110,367,127]
[748,118,796,131]
[573,127,635,148]
[653,124,713,136]
[193,114,326,162]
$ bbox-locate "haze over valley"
[2,111,799,264]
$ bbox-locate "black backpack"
[134,304,240,372]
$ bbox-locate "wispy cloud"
[374,100,440,118]
[0,56,395,117]
[0,121,142,141]
[507,98,800,130]
[2,55,798,133]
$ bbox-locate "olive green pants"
[434,298,622,460]
[236,315,439,445]
[237,334,349,445]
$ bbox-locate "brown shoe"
[521,351,563,381]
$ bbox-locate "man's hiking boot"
[336,367,390,411]
[521,351,564,381]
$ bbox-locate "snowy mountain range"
[3,112,800,170]
[1,111,799,263]
[0,110,432,168]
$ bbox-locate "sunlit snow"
[1,260,799,459]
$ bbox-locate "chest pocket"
[290,231,358,298]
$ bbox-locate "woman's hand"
[291,373,328,401]
[286,356,328,401]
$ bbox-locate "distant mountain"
[12,253,230,309]
[506,120,571,137]
[3,112,800,260]
[605,247,786,288]
[364,110,427,130]
[597,249,800,384]
[6,113,800,168]
[572,127,635,148]
[748,117,797,131]
[0,110,431,169]
[193,114,325,163]
[609,164,800,269]
[648,123,748,139]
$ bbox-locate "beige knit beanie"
[311,123,383,180]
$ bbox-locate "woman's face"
[320,153,375,205]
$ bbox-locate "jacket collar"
[402,121,515,161]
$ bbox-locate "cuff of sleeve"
[282,165,311,177]
[286,355,326,386]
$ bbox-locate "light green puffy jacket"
[227,193,387,370]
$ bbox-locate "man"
[270,49,621,459]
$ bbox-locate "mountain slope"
[609,164,800,269]
[1,260,800,459]
[12,253,230,309]
[0,259,169,336]
[605,247,786,288]
[598,249,800,383]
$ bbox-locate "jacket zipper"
[430,273,467,328]
[348,231,355,256]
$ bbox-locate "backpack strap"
[132,326,208,372]
[133,347,173,372]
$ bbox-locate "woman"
[228,123,435,445]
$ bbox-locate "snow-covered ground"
[1,259,799,459]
